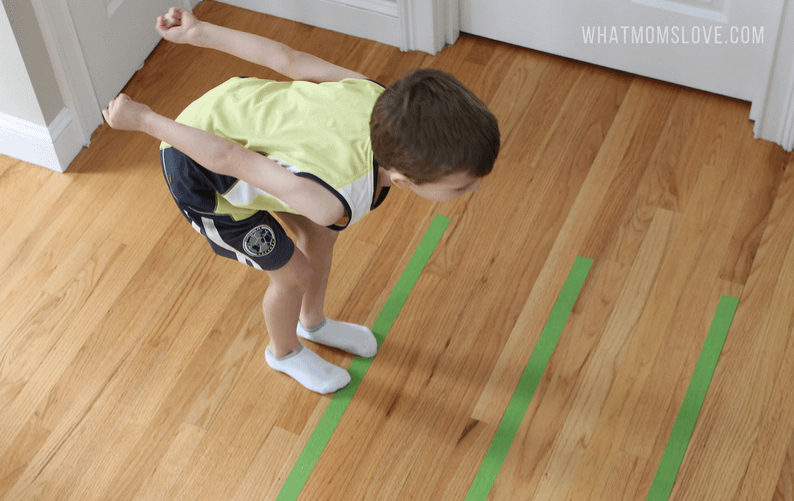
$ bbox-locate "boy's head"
[370,68,500,202]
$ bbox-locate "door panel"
[66,0,174,106]
[460,0,772,101]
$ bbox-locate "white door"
[65,0,177,106]
[460,0,772,102]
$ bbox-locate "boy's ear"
[388,171,414,189]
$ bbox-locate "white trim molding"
[29,0,102,164]
[0,107,83,173]
[753,0,794,152]
[399,0,459,54]
[444,0,460,49]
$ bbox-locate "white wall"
[1,0,64,126]
[0,0,81,172]
[0,7,47,126]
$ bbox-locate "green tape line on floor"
[465,256,594,500]
[276,214,451,501]
[646,295,740,501]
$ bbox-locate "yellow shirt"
[161,77,387,228]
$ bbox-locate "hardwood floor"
[2,1,794,499]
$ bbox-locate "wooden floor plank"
[133,422,206,501]
[0,291,60,410]
[578,79,679,263]
[719,145,789,285]
[0,169,113,329]
[338,191,436,326]
[599,451,646,501]
[4,229,222,501]
[632,278,743,500]
[0,134,169,338]
[0,238,124,429]
[473,75,651,427]
[493,259,630,500]
[561,161,729,501]
[0,159,58,242]
[263,402,329,501]
[527,207,679,501]
[774,431,794,501]
[0,234,135,452]
[0,154,20,177]
[672,155,794,500]
[620,98,759,463]
[729,172,794,501]
[302,274,451,501]
[91,268,258,501]
[230,426,297,501]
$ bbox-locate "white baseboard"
[51,108,86,171]
[0,107,85,173]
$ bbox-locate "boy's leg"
[275,212,337,328]
[276,212,377,358]
[161,149,349,393]
[263,248,350,394]
[262,248,310,358]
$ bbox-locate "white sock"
[297,318,378,358]
[265,343,350,394]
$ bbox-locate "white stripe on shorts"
[201,216,264,271]
[184,211,203,234]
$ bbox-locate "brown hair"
[370,69,500,184]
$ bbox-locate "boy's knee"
[268,251,313,293]
[288,263,313,293]
[326,228,339,242]
[297,226,338,251]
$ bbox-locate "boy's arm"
[103,94,345,227]
[157,7,367,83]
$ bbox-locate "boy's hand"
[156,7,200,45]
[102,94,152,132]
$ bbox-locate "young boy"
[103,7,500,394]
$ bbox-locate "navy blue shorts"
[160,147,295,271]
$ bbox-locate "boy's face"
[394,171,482,202]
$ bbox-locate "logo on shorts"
[243,225,276,257]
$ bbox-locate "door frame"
[400,0,459,54]
[29,0,104,149]
[751,0,794,152]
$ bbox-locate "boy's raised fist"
[102,94,151,132]
[156,7,200,44]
